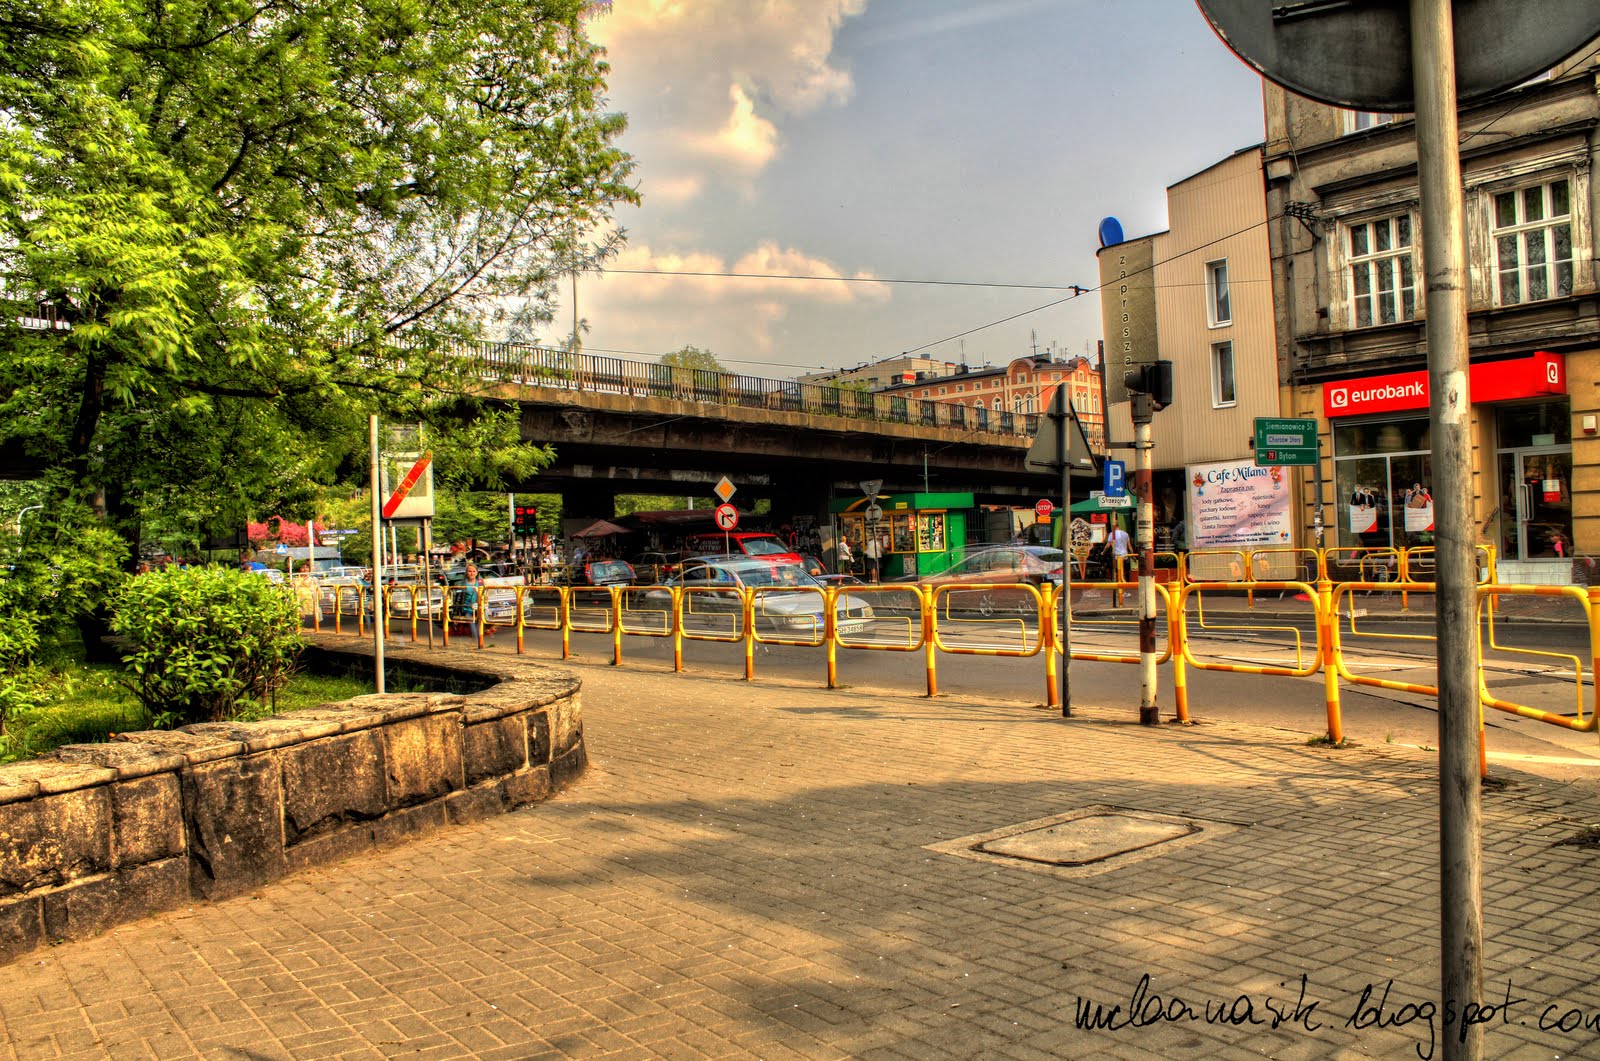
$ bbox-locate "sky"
[573,0,1267,380]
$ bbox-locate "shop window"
[1205,259,1230,326]
[1211,342,1236,408]
[1347,213,1416,327]
[1493,178,1574,305]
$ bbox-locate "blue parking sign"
[1104,460,1126,498]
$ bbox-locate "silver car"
[663,556,875,635]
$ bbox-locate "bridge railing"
[448,338,1040,438]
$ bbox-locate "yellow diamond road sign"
[714,476,736,503]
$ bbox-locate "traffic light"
[513,505,538,533]
[1123,360,1173,410]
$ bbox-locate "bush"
[110,566,304,726]
[0,573,46,744]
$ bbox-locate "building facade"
[1262,49,1600,583]
[877,354,1107,452]
[1098,146,1281,560]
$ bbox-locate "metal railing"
[445,339,1040,438]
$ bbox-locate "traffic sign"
[274,543,289,555]
[1104,460,1126,498]
[1034,498,1054,519]
[713,503,739,531]
[864,503,884,522]
[1253,418,1319,467]
[714,476,736,503]
[382,451,434,519]
[860,478,883,498]
[1097,495,1134,510]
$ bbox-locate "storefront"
[830,492,973,578]
[1320,351,1570,571]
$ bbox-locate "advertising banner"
[1186,459,1293,549]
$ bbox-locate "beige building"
[1098,146,1280,556]
[1262,47,1600,584]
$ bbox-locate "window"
[1205,259,1231,326]
[1347,213,1416,327]
[1345,111,1400,134]
[1211,342,1236,407]
[1493,178,1574,305]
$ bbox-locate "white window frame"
[1344,111,1401,135]
[1210,342,1237,409]
[1491,178,1574,307]
[1346,212,1418,328]
[1204,259,1231,327]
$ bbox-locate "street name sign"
[1253,418,1318,467]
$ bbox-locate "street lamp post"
[15,504,43,537]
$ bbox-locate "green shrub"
[0,574,46,742]
[110,566,304,726]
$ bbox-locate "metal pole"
[422,518,434,649]
[1313,446,1326,550]
[1135,413,1158,725]
[1056,389,1072,717]
[369,414,386,693]
[1411,2,1482,1052]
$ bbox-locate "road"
[414,598,1600,784]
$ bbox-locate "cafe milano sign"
[1322,351,1565,418]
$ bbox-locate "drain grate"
[928,805,1239,879]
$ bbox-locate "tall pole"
[369,414,386,694]
[1411,2,1482,1053]
[1134,408,1158,725]
[1055,388,1072,717]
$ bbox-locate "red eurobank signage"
[1322,351,1566,418]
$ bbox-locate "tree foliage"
[659,346,723,373]
[111,566,303,726]
[0,0,636,553]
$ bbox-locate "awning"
[573,519,633,538]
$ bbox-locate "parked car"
[631,551,676,585]
[894,545,1065,617]
[650,556,874,635]
[554,558,637,587]
[680,532,802,567]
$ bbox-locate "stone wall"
[0,640,584,964]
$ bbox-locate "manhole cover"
[927,805,1240,879]
[978,812,1196,866]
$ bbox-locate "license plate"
[837,618,869,634]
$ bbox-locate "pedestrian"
[837,534,854,575]
[457,561,485,644]
[1110,521,1132,574]
[863,532,882,583]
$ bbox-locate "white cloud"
[593,1,865,196]
[581,241,888,360]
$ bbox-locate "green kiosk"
[830,492,973,578]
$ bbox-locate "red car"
[680,532,802,566]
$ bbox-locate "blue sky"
[578,0,1266,378]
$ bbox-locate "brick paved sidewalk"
[4,654,1600,1059]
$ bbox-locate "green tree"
[0,0,636,559]
[659,346,724,372]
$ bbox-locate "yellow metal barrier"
[1175,580,1338,742]
[825,584,928,692]
[1185,549,1250,583]
[1049,581,1172,665]
[1477,584,1595,733]
[1249,547,1322,585]
[675,584,752,680]
[930,582,1046,702]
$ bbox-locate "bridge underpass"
[506,385,1062,524]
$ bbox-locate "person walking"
[837,534,854,576]
[863,532,882,582]
[1109,520,1133,607]
[457,561,485,645]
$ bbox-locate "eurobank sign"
[1322,351,1566,418]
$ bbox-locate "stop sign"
[1034,499,1054,518]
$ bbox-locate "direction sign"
[1253,417,1319,467]
[714,476,736,503]
[713,503,739,531]
[1034,499,1054,519]
[1097,495,1134,510]
[1104,460,1126,498]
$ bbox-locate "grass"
[1,663,373,765]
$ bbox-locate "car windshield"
[684,560,819,588]
[742,538,791,557]
[939,547,1064,577]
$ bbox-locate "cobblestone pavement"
[5,653,1600,1060]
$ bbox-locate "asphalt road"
[443,607,1600,784]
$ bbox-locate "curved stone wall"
[0,640,584,964]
